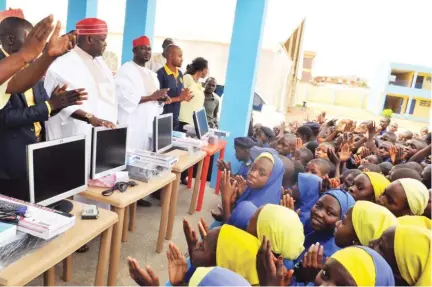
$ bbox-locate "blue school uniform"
[157,65,184,130]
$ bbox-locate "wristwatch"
[85,113,94,123]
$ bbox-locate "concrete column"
[0,1,6,11]
[210,0,268,187]
[121,0,157,64]
[66,0,98,33]
[411,71,418,88]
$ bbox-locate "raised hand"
[257,236,293,286]
[198,217,209,239]
[353,154,362,166]
[319,177,331,194]
[360,147,371,159]
[216,160,231,172]
[338,142,351,162]
[327,148,340,165]
[221,169,236,202]
[367,121,376,138]
[127,257,160,286]
[300,243,325,283]
[182,218,198,257]
[389,145,398,164]
[234,175,247,196]
[280,191,300,215]
[167,242,187,286]
[19,15,55,62]
[48,84,87,111]
[296,137,303,150]
[317,111,326,124]
[329,178,340,188]
[46,21,76,58]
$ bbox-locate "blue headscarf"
[296,173,322,226]
[297,189,356,265]
[227,201,258,231]
[236,150,284,207]
[195,266,251,286]
[356,246,395,286]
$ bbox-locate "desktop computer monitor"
[91,125,128,179]
[193,107,209,139]
[27,135,88,209]
[153,113,173,153]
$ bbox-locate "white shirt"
[116,61,162,151]
[44,46,118,141]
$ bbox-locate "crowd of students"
[128,114,431,286]
[1,12,431,287]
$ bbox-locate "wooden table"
[0,200,117,286]
[164,149,206,240]
[80,174,176,286]
[192,141,226,211]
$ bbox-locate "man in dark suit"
[0,16,87,201]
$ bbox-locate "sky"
[6,0,432,81]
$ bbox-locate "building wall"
[419,72,432,90]
[413,99,431,118]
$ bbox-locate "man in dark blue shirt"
[156,45,191,131]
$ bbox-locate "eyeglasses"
[102,181,137,196]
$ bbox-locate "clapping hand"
[127,257,160,286]
[234,175,247,196]
[182,218,198,257]
[338,142,352,162]
[216,160,231,172]
[353,154,362,166]
[257,236,293,286]
[46,21,76,58]
[19,15,55,63]
[167,242,187,286]
[48,84,87,111]
[389,145,404,164]
[221,169,237,202]
[296,137,303,150]
[280,191,300,215]
[300,243,326,283]
[198,217,209,240]
[180,88,193,102]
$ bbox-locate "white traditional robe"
[44,46,117,209]
[116,61,162,151]
[44,46,118,141]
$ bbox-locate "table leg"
[196,156,211,212]
[129,202,137,232]
[95,226,113,286]
[43,267,55,286]
[62,256,72,282]
[189,159,204,214]
[122,206,130,242]
[156,182,172,253]
[215,147,225,195]
[187,167,193,189]
[166,173,181,240]
[107,207,125,286]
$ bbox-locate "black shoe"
[76,244,89,253]
[180,178,188,185]
[151,190,161,200]
[137,199,152,207]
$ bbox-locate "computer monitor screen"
[153,113,173,153]
[91,125,128,179]
[27,135,88,205]
[193,108,209,139]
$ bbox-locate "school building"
[367,62,432,123]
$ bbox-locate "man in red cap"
[44,17,117,141]
[116,36,171,207]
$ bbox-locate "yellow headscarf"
[398,215,432,230]
[394,225,432,286]
[255,152,275,164]
[257,204,304,259]
[331,246,376,286]
[352,201,398,246]
[363,172,390,201]
[398,178,429,215]
[216,225,260,285]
